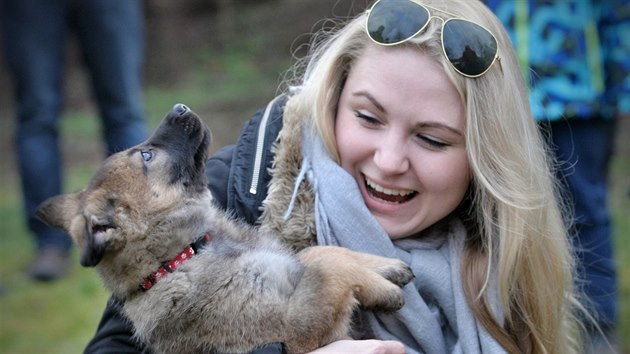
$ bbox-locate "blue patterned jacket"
[484,0,630,121]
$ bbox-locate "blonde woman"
[86,0,582,353]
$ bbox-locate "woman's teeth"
[365,176,414,196]
[364,176,416,203]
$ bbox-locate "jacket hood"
[259,93,318,251]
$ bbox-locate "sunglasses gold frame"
[366,0,501,78]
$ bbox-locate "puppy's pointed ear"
[36,192,83,232]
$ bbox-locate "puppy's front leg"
[299,246,412,310]
[280,246,413,353]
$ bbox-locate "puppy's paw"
[367,287,406,312]
[379,260,414,288]
[356,259,413,312]
[353,260,412,312]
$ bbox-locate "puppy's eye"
[141,150,153,162]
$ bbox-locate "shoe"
[29,248,71,281]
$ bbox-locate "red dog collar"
[140,232,211,291]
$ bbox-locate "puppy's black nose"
[172,103,189,116]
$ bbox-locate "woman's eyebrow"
[352,90,387,114]
[352,90,463,136]
[416,122,463,136]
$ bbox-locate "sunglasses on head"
[366,0,500,78]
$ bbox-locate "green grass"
[611,144,630,351]
[0,174,110,354]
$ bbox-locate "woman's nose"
[373,139,409,175]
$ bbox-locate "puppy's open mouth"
[364,175,417,204]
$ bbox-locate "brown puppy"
[36,104,413,354]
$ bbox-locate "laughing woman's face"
[335,44,470,239]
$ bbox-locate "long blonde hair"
[288,0,582,353]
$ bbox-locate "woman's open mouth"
[364,175,417,204]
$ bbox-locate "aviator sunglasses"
[366,0,500,77]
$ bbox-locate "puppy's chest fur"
[122,217,306,352]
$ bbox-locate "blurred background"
[0,0,628,353]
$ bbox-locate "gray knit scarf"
[284,126,506,354]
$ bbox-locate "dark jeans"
[1,0,148,252]
[542,118,618,329]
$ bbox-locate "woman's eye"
[354,111,380,125]
[141,151,153,162]
[419,135,449,149]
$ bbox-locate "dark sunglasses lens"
[442,19,498,76]
[367,0,429,44]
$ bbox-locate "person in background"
[1,0,148,281]
[483,1,629,351]
[84,0,584,353]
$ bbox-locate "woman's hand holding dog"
[308,339,406,354]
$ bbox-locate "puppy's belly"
[239,249,304,297]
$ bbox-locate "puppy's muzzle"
[173,103,189,116]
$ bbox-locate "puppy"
[37,104,413,354]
